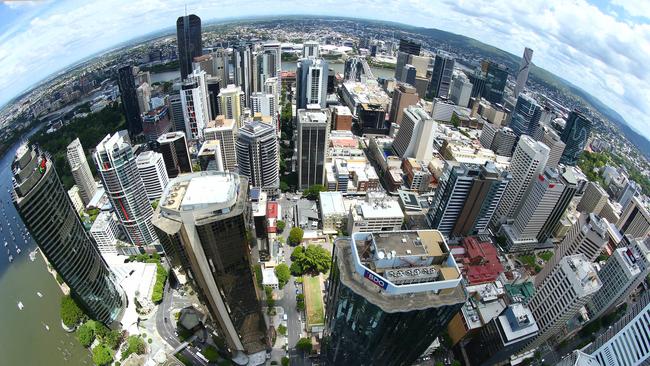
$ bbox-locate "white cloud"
[0,0,648,139]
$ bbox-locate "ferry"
[8,254,13,263]
[17,301,23,310]
[37,292,42,298]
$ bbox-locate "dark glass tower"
[12,145,125,325]
[156,131,192,178]
[117,65,143,138]
[481,61,509,105]
[153,172,268,359]
[398,39,421,55]
[427,52,455,100]
[510,94,542,138]
[176,14,202,80]
[323,231,466,366]
[560,110,592,165]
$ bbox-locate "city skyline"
[0,1,649,140]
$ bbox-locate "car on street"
[283,314,288,321]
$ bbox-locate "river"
[0,126,92,366]
[149,61,396,83]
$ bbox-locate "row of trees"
[151,263,168,303]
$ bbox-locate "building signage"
[364,269,388,289]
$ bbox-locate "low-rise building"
[348,193,404,233]
[319,192,347,234]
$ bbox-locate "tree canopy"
[276,220,286,233]
[288,227,304,246]
[92,344,113,366]
[290,245,331,276]
[61,295,85,327]
[76,321,95,347]
[296,338,312,354]
[274,263,291,289]
[303,185,326,201]
[121,335,146,361]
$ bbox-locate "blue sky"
[1,0,649,139]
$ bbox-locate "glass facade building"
[176,14,202,80]
[560,110,592,165]
[12,145,125,325]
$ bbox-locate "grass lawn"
[303,275,324,328]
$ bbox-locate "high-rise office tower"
[262,42,282,90]
[618,180,642,209]
[263,76,280,114]
[152,172,268,359]
[94,132,157,245]
[510,94,542,138]
[66,138,97,205]
[514,47,533,98]
[136,82,152,114]
[428,162,505,237]
[481,124,518,157]
[481,61,509,105]
[535,125,565,168]
[502,168,565,252]
[117,65,143,138]
[136,151,169,201]
[218,84,245,127]
[466,303,539,366]
[156,131,192,178]
[392,106,436,160]
[198,140,224,172]
[577,181,609,214]
[617,196,650,239]
[388,83,419,124]
[142,105,172,143]
[523,255,601,352]
[322,230,466,366]
[587,238,650,320]
[401,64,417,86]
[257,50,279,90]
[303,40,320,58]
[398,38,421,55]
[449,72,473,107]
[296,58,329,110]
[427,51,455,100]
[204,116,238,172]
[176,14,202,80]
[297,107,330,189]
[168,92,185,132]
[250,92,276,117]
[394,51,410,82]
[231,44,253,107]
[536,166,579,243]
[535,213,608,286]
[560,110,592,165]
[180,77,209,140]
[206,76,221,120]
[584,289,650,366]
[236,121,279,192]
[12,144,125,324]
[492,135,550,225]
[469,70,486,98]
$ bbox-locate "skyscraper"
[577,181,609,214]
[136,82,152,114]
[231,44,253,107]
[427,51,455,100]
[617,196,650,239]
[523,255,601,352]
[296,58,329,110]
[297,107,330,189]
[250,92,276,117]
[618,180,642,209]
[204,116,238,172]
[66,138,96,205]
[168,92,185,132]
[180,76,210,140]
[398,38,421,55]
[481,61,509,105]
[303,40,320,58]
[536,166,579,243]
[502,168,565,252]
[560,110,592,165]
[392,106,436,160]
[142,105,172,143]
[535,213,609,286]
[401,64,417,87]
[152,172,268,360]
[514,47,533,98]
[94,132,157,245]
[449,72,473,107]
[156,131,192,178]
[510,94,542,138]
[176,14,202,80]
[236,121,279,192]
[388,83,419,124]
[136,151,169,201]
[322,230,466,366]
[535,125,565,168]
[117,65,143,138]
[492,135,550,225]
[218,84,245,127]
[12,144,125,324]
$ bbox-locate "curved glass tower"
[12,144,125,324]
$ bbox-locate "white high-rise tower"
[514,47,533,98]
[66,138,97,205]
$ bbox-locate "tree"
[290,244,331,276]
[121,335,146,360]
[104,330,123,350]
[151,263,168,303]
[296,338,312,354]
[60,295,84,327]
[76,322,95,347]
[288,227,304,246]
[277,324,287,336]
[275,263,291,289]
[281,356,290,366]
[280,181,290,192]
[276,220,286,233]
[92,344,113,366]
[303,184,326,201]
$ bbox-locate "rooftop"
[205,116,236,130]
[160,172,240,213]
[90,211,114,232]
[157,131,185,144]
[562,254,602,295]
[319,192,346,216]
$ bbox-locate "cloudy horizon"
[1,0,649,139]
